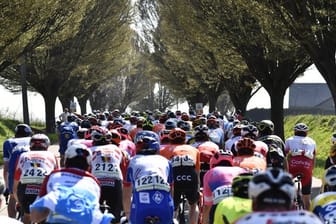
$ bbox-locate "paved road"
[0,145,323,217]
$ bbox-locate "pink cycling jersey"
[203,166,246,205]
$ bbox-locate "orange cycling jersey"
[233,155,267,172]
[160,144,200,171]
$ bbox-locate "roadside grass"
[0,114,334,179]
[0,118,58,165]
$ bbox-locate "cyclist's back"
[30,144,113,224]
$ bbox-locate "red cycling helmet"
[210,149,234,168]
[168,128,186,143]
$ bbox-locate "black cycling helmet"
[15,124,32,137]
[194,124,209,141]
[241,124,258,139]
[257,120,274,133]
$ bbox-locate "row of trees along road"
[0,0,335,139]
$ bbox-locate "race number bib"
[20,166,48,184]
[92,163,122,180]
[171,155,195,167]
[135,175,170,192]
[212,185,232,204]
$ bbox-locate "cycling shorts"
[173,166,200,207]
[17,183,40,213]
[100,179,123,222]
[130,190,174,224]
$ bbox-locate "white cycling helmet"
[332,133,336,144]
[249,168,296,207]
[324,165,336,191]
[65,144,92,166]
[294,123,309,132]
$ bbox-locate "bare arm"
[30,207,50,223]
[122,185,132,219]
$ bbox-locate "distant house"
[288,83,334,112]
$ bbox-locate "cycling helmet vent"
[257,120,274,132]
[324,165,336,187]
[236,138,256,156]
[168,128,186,142]
[210,149,233,168]
[30,133,50,150]
[232,173,253,198]
[15,124,32,137]
[249,168,295,204]
[294,123,309,132]
[65,144,92,166]
[241,124,258,139]
[135,131,160,154]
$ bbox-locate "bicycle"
[293,174,304,210]
[145,216,160,224]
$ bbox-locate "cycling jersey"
[234,210,323,224]
[285,135,316,194]
[8,145,30,193]
[67,138,93,148]
[30,168,113,224]
[225,135,242,155]
[311,191,336,222]
[213,196,252,224]
[160,144,201,208]
[208,128,225,147]
[203,166,246,205]
[119,139,136,157]
[3,137,31,162]
[233,155,267,173]
[125,154,174,224]
[58,122,78,154]
[90,144,128,221]
[14,150,58,213]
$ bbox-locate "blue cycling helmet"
[165,119,177,130]
[135,130,160,154]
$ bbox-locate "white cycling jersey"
[234,210,323,224]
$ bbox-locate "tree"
[265,0,336,113]
[197,0,311,138]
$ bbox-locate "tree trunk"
[77,96,88,115]
[59,95,74,111]
[268,88,286,140]
[43,92,58,133]
[207,92,219,113]
[314,60,336,114]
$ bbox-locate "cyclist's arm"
[30,207,50,223]
[122,183,132,219]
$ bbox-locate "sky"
[0,64,326,122]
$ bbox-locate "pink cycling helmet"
[210,149,234,168]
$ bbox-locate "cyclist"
[117,127,136,157]
[311,165,336,222]
[257,119,288,170]
[30,143,114,224]
[224,121,242,154]
[285,122,316,210]
[123,130,174,224]
[324,133,336,169]
[233,138,267,173]
[58,115,79,167]
[238,124,268,158]
[90,126,129,222]
[190,124,219,186]
[206,116,225,148]
[211,173,253,224]
[235,168,322,223]
[202,150,246,223]
[13,134,58,224]
[160,128,201,224]
[3,123,32,218]
[0,177,23,223]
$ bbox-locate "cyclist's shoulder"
[235,210,322,224]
